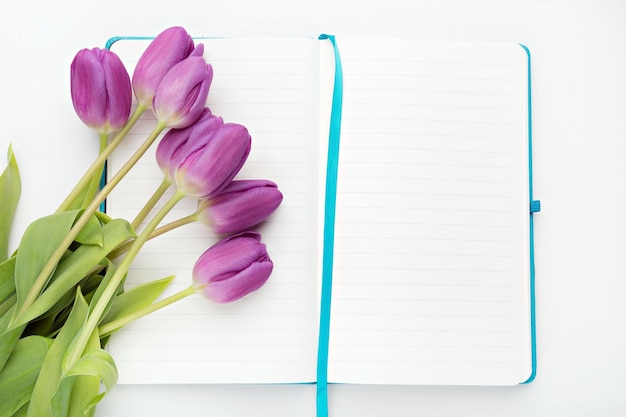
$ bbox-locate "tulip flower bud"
[131,26,197,107]
[152,56,213,128]
[70,47,132,134]
[192,231,273,303]
[198,180,283,234]
[156,109,251,198]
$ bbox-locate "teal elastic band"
[316,34,343,417]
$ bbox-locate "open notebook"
[105,35,539,387]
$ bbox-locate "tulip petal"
[156,111,250,198]
[177,123,251,197]
[101,50,132,131]
[71,49,107,130]
[155,110,222,182]
[70,48,131,134]
[202,261,273,303]
[153,56,213,129]
[193,232,266,282]
[132,26,195,106]
[201,180,283,234]
[192,231,273,303]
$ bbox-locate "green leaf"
[0,146,21,263]
[99,275,174,337]
[0,256,16,305]
[11,218,134,329]
[0,304,27,372]
[76,274,104,305]
[46,294,117,417]
[74,214,104,247]
[0,335,52,416]
[0,293,16,318]
[11,402,29,417]
[87,259,122,325]
[69,384,98,417]
[35,274,103,336]
[14,210,82,314]
[94,211,113,225]
[58,348,117,415]
[26,289,89,417]
[23,314,57,337]
[66,328,101,417]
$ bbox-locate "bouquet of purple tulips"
[0,26,282,416]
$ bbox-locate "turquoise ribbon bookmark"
[316,34,343,417]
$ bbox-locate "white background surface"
[0,0,625,415]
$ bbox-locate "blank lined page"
[106,38,322,384]
[328,38,532,385]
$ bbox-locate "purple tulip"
[198,180,283,234]
[192,231,273,303]
[156,109,251,198]
[153,55,213,128]
[131,26,199,107]
[70,47,131,133]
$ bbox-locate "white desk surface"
[1,0,625,415]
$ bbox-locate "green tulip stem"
[80,132,109,208]
[65,189,186,371]
[57,104,148,213]
[15,120,167,322]
[98,285,196,338]
[109,211,199,259]
[131,177,172,231]
[151,211,200,239]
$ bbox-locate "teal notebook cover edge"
[105,35,153,50]
[520,43,539,384]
